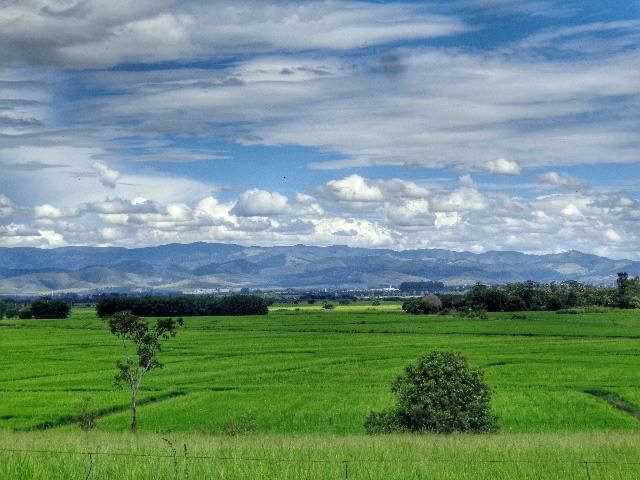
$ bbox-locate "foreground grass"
[1,307,640,434]
[2,431,640,479]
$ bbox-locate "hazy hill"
[0,243,638,294]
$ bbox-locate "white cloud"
[321,174,384,203]
[605,228,622,242]
[0,194,14,217]
[0,1,468,68]
[92,162,121,188]
[474,158,522,176]
[383,199,433,227]
[434,211,461,228]
[34,204,63,219]
[231,189,289,217]
[537,171,587,189]
[433,186,488,212]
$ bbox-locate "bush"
[363,410,404,434]
[223,414,256,436]
[18,308,33,319]
[372,300,381,306]
[338,299,351,305]
[402,294,442,315]
[31,298,70,319]
[556,309,580,315]
[510,314,528,320]
[5,306,18,319]
[77,397,98,431]
[322,303,335,310]
[96,294,269,317]
[365,350,497,434]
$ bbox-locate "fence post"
[162,437,179,480]
[343,460,349,479]
[85,452,94,480]
[583,461,592,480]
[183,444,190,480]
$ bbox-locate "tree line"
[403,273,640,314]
[96,294,269,317]
[0,298,70,319]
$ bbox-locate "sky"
[0,0,639,258]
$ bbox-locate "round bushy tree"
[422,294,442,313]
[366,350,497,434]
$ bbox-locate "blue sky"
[0,0,639,258]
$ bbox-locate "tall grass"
[2,431,640,479]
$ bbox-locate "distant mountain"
[0,242,638,294]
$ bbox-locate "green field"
[2,305,640,478]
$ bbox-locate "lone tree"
[365,350,497,434]
[105,311,183,433]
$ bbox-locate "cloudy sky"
[1,0,639,258]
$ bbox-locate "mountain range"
[0,243,638,294]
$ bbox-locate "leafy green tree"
[105,311,183,433]
[31,298,70,319]
[365,351,497,434]
[617,272,640,309]
[402,294,442,314]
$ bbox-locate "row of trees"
[402,274,640,314]
[466,274,639,312]
[0,298,70,319]
[96,294,269,317]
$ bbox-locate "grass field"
[2,305,640,478]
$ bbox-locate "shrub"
[556,309,580,315]
[18,308,33,319]
[365,350,497,434]
[223,414,256,436]
[372,300,381,306]
[77,397,98,431]
[510,314,528,320]
[31,298,70,319]
[5,306,18,319]
[322,303,335,310]
[363,410,404,434]
[402,294,442,315]
[338,299,350,305]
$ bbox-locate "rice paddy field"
[2,304,640,478]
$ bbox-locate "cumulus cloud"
[231,189,289,217]
[537,171,587,189]
[320,175,384,203]
[92,162,121,188]
[383,199,434,227]
[34,204,64,219]
[432,177,488,212]
[474,158,522,176]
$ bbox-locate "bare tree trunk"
[131,387,138,433]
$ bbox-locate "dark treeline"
[466,274,639,311]
[96,294,269,317]
[431,274,639,313]
[402,274,640,314]
[0,298,70,319]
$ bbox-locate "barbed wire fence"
[3,445,640,479]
